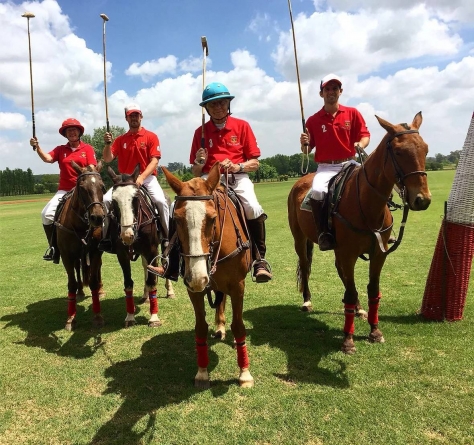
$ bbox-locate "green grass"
[0,170,473,445]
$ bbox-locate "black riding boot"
[310,198,335,251]
[147,218,180,282]
[42,223,59,263]
[98,216,115,253]
[247,214,272,283]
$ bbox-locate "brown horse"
[161,163,254,388]
[56,162,106,331]
[107,165,175,328]
[288,112,431,354]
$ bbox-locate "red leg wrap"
[148,290,158,314]
[125,289,135,314]
[235,336,249,369]
[91,289,101,314]
[344,304,356,335]
[368,292,382,325]
[67,292,76,317]
[195,337,209,368]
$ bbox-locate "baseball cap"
[320,73,342,90]
[124,103,142,116]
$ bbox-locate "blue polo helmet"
[199,82,235,107]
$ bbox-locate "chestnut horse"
[288,113,431,354]
[161,163,254,388]
[56,162,106,331]
[107,165,175,328]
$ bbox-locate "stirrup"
[251,259,272,283]
[43,246,55,261]
[318,232,335,251]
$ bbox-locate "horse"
[107,165,175,328]
[56,162,106,331]
[287,112,431,354]
[161,162,254,388]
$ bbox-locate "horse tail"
[296,239,313,293]
[81,251,91,287]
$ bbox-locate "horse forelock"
[113,185,137,227]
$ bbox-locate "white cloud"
[125,55,178,81]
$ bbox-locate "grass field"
[0,170,473,445]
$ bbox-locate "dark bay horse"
[56,162,106,331]
[107,165,175,328]
[161,163,254,388]
[288,112,431,354]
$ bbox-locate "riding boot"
[310,198,335,251]
[98,215,115,253]
[247,214,272,283]
[147,218,180,281]
[42,223,59,263]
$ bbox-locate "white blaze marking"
[185,201,208,279]
[113,185,137,237]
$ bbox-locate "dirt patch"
[0,198,49,205]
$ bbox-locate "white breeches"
[41,190,68,225]
[311,160,359,201]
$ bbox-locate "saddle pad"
[300,190,312,212]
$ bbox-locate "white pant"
[311,160,359,201]
[202,173,264,220]
[104,175,170,237]
[41,190,68,225]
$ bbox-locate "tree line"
[0,126,462,196]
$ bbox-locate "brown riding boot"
[310,198,335,251]
[247,214,272,283]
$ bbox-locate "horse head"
[71,161,105,228]
[107,164,140,246]
[162,162,221,292]
[375,112,431,211]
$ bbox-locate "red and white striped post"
[421,112,474,320]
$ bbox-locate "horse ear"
[375,115,396,136]
[161,166,183,195]
[71,161,83,175]
[95,161,102,173]
[206,162,221,193]
[132,164,140,182]
[411,111,423,130]
[107,166,121,184]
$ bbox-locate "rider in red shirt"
[300,74,370,251]
[29,118,97,262]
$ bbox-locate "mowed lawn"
[0,170,473,445]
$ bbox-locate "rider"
[99,103,170,252]
[148,82,272,283]
[29,119,97,262]
[300,73,370,251]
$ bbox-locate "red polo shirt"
[111,127,161,175]
[190,116,261,173]
[305,104,370,163]
[49,141,97,191]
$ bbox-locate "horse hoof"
[93,315,105,328]
[341,342,356,355]
[212,327,226,340]
[301,301,313,312]
[77,290,86,300]
[167,293,176,299]
[138,296,149,305]
[239,370,254,388]
[148,319,162,328]
[368,331,385,343]
[65,318,76,332]
[98,289,106,298]
[194,379,210,389]
[125,320,136,328]
[356,309,368,320]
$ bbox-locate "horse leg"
[75,261,86,300]
[138,257,149,305]
[294,235,314,312]
[335,260,367,319]
[62,256,78,331]
[118,254,135,328]
[230,285,254,388]
[145,259,161,328]
[367,254,387,344]
[213,294,227,340]
[165,279,175,299]
[189,292,210,389]
[336,254,359,354]
[89,250,104,328]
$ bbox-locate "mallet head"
[22,12,35,18]
[201,36,208,56]
[100,13,109,21]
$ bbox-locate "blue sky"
[1,0,473,174]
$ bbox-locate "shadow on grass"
[0,294,159,359]
[244,304,350,388]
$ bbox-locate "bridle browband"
[75,171,106,224]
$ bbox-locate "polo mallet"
[199,36,209,164]
[22,11,36,148]
[287,0,309,174]
[100,13,110,132]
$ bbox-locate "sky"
[1,0,473,175]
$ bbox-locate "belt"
[319,157,354,165]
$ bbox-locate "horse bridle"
[76,171,106,225]
[384,129,427,204]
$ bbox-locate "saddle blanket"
[300,190,312,212]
